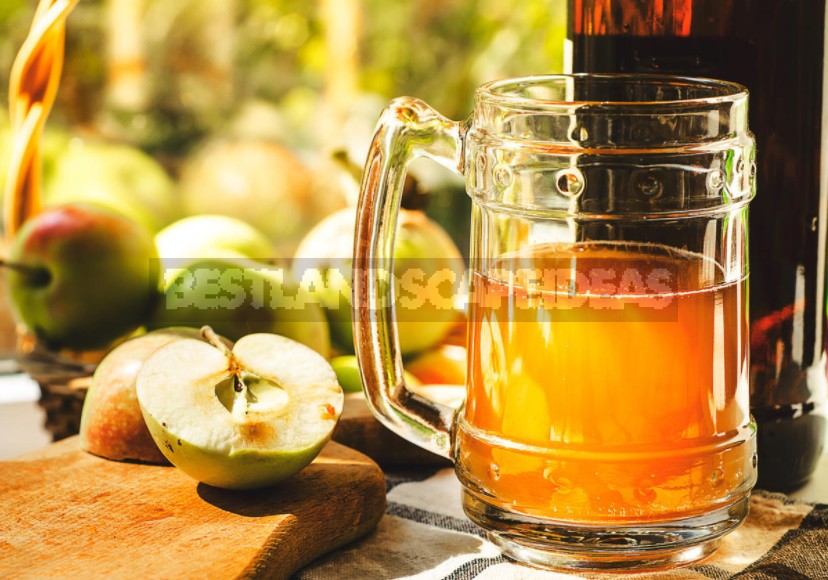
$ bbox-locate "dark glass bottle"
[567,0,828,491]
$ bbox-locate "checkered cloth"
[297,468,828,579]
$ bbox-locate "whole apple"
[149,255,330,357]
[5,204,161,350]
[293,207,465,356]
[43,139,179,233]
[178,139,346,250]
[155,215,275,267]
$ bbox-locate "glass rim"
[477,73,749,109]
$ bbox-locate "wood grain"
[0,437,386,579]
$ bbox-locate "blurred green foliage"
[0,0,33,116]
[359,0,566,119]
[236,0,326,100]
[233,0,566,118]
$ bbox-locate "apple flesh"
[79,328,230,464]
[5,204,161,350]
[137,330,344,489]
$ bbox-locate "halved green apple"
[136,328,343,489]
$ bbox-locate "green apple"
[330,355,421,394]
[79,327,232,464]
[5,204,161,350]
[293,207,465,356]
[136,329,344,489]
[155,215,275,266]
[178,139,345,250]
[149,255,330,357]
[43,139,179,233]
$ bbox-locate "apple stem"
[0,259,51,285]
[200,325,242,374]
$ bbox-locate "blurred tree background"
[0,0,566,254]
[0,0,566,157]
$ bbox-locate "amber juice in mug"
[457,241,755,523]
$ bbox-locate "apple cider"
[457,242,756,524]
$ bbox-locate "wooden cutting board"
[0,436,386,579]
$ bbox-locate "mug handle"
[353,97,465,459]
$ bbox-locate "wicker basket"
[15,329,101,441]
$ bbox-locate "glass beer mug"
[353,74,757,571]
